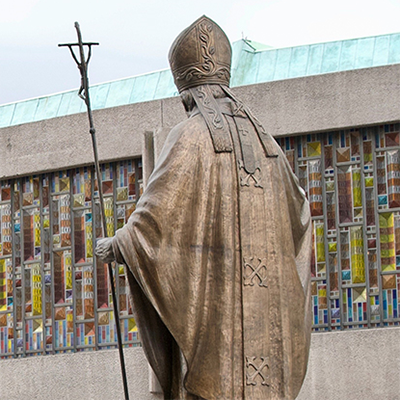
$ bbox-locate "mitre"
[168,15,232,92]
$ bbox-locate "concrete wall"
[236,63,400,138]
[0,346,155,400]
[2,63,400,178]
[298,327,400,400]
[1,327,399,399]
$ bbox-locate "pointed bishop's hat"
[168,15,232,93]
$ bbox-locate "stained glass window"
[2,122,400,358]
[0,159,142,359]
[278,123,400,330]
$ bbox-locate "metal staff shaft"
[59,22,130,400]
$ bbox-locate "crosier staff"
[59,22,130,400]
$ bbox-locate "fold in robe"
[113,103,311,400]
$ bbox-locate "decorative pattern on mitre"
[168,15,232,92]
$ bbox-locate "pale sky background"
[1,0,400,105]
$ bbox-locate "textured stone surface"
[0,347,161,400]
[0,100,161,179]
[297,327,400,400]
[234,64,400,139]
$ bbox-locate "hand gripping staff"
[59,22,130,400]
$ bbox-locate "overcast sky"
[1,0,400,105]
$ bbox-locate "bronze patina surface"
[96,15,311,400]
[169,16,231,93]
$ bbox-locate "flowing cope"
[112,98,312,400]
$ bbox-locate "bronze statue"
[96,15,312,400]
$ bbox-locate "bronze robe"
[112,102,312,400]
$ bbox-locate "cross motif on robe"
[243,257,268,288]
[246,356,270,386]
[238,126,249,136]
[238,160,263,188]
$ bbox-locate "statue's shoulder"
[173,113,208,133]
[167,114,210,145]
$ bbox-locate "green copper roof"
[1,32,400,128]
[230,33,400,86]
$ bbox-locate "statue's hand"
[95,237,115,263]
